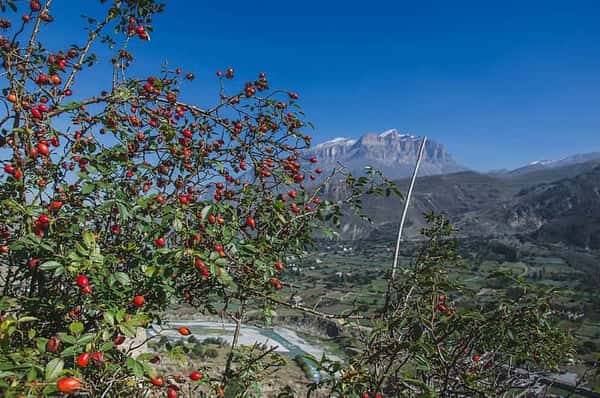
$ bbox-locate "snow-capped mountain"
[508,152,600,176]
[304,129,466,180]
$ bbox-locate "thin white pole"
[391,136,427,280]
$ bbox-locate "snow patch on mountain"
[313,137,357,148]
[529,160,554,166]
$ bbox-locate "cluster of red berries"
[76,274,92,294]
[3,164,22,180]
[437,294,449,313]
[194,258,211,278]
[147,370,203,398]
[127,17,148,40]
[33,214,50,238]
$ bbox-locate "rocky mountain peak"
[305,129,466,179]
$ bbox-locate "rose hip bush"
[0,1,573,397]
[309,214,573,397]
[0,0,378,395]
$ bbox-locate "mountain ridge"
[305,129,466,180]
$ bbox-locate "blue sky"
[47,1,600,171]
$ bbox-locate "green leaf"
[60,346,77,357]
[83,232,96,248]
[17,316,38,324]
[36,338,46,353]
[45,358,64,381]
[215,258,229,267]
[69,322,84,336]
[104,312,115,327]
[39,261,62,271]
[200,205,212,221]
[173,217,183,232]
[81,183,95,194]
[120,323,136,338]
[100,342,114,352]
[126,357,144,378]
[77,333,95,345]
[57,333,76,345]
[113,272,131,286]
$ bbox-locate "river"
[147,321,340,382]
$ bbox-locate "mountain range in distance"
[306,129,600,249]
[304,128,599,179]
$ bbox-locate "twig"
[255,290,367,320]
[391,136,427,280]
[223,299,246,383]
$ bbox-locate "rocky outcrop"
[304,129,466,180]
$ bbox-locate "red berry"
[56,377,82,393]
[46,336,59,353]
[76,352,90,368]
[275,261,284,271]
[91,351,103,362]
[133,295,145,308]
[37,142,49,156]
[76,274,89,288]
[194,258,205,268]
[154,237,166,247]
[167,387,178,398]
[150,377,164,387]
[178,326,191,336]
[113,334,125,346]
[30,108,42,119]
[245,216,256,229]
[30,1,41,12]
[189,371,202,381]
[81,285,92,294]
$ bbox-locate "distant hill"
[504,164,600,249]
[320,160,600,248]
[499,152,600,177]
